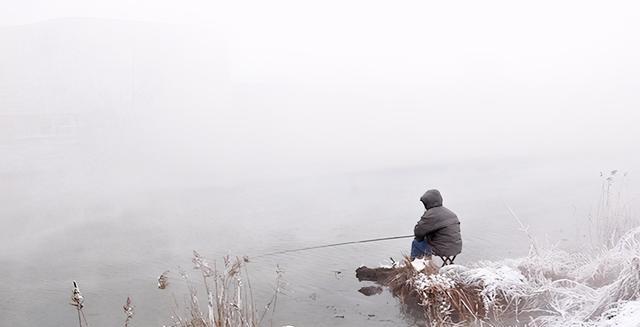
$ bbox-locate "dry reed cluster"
[165,251,283,327]
[69,252,283,327]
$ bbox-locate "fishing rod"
[251,234,414,260]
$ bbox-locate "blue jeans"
[411,239,432,259]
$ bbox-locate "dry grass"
[70,252,282,327]
[161,251,284,327]
[381,257,537,325]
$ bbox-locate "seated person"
[411,189,462,263]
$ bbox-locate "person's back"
[412,189,462,259]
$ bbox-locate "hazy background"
[1,0,640,326]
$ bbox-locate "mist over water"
[2,2,640,326]
[2,152,638,326]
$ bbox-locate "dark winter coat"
[413,190,462,257]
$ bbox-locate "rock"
[358,286,383,296]
[355,266,395,283]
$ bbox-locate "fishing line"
[251,234,414,260]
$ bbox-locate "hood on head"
[420,189,443,209]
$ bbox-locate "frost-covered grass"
[161,252,285,327]
[69,252,283,327]
[382,172,639,326]
[383,227,640,326]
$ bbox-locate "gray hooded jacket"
[414,189,462,257]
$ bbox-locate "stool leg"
[440,255,457,267]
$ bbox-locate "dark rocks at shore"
[358,285,383,296]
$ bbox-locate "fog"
[3,1,640,185]
[2,1,640,326]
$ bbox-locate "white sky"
[2,0,640,181]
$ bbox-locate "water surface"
[1,157,634,326]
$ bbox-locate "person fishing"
[252,189,461,262]
[411,189,462,264]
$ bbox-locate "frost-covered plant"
[375,173,640,326]
[70,280,89,327]
[123,296,134,327]
[371,224,640,326]
[160,252,284,327]
[586,257,640,319]
[589,170,633,249]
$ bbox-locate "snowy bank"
[357,227,640,326]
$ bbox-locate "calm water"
[1,157,635,326]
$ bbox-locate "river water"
[1,156,637,326]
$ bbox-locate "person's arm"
[414,221,424,240]
[414,218,436,240]
[413,218,430,241]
